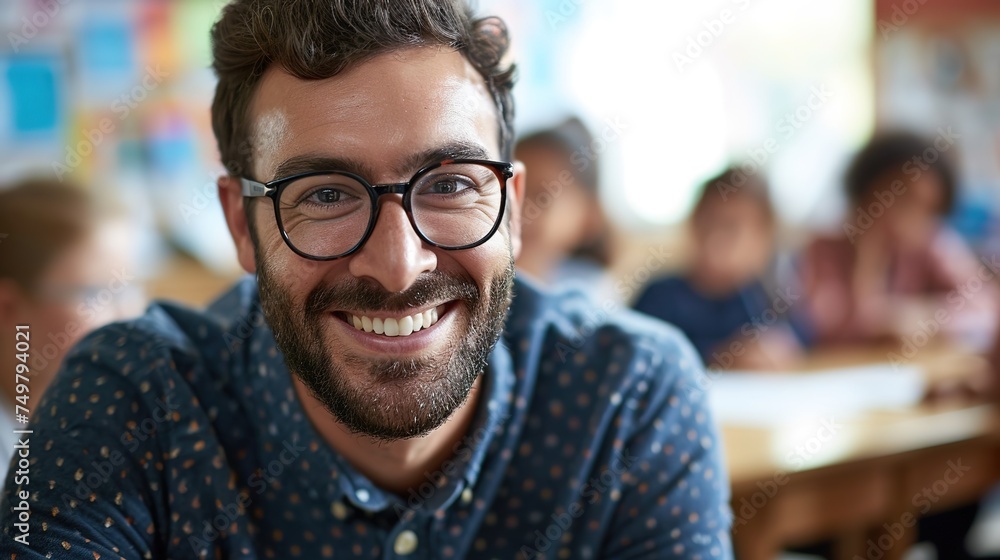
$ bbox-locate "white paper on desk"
[707,364,926,426]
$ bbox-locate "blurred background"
[2,0,999,303]
[2,0,1000,558]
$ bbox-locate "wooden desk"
[724,348,1000,560]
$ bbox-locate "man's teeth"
[349,307,440,337]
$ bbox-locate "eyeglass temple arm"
[240,178,270,197]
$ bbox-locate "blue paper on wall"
[79,18,134,74]
[5,55,62,136]
[77,15,136,100]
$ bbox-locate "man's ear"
[507,160,526,260]
[218,176,257,274]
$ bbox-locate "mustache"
[304,271,481,318]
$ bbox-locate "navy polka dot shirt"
[2,276,733,559]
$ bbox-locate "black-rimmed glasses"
[240,159,513,261]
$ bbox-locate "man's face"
[237,47,523,441]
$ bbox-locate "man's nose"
[347,198,437,293]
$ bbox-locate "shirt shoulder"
[1,281,259,555]
[502,278,732,558]
[80,274,259,375]
[36,277,261,453]
[63,291,236,391]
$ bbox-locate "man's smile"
[341,304,446,337]
[325,301,465,358]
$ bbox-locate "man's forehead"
[251,110,289,176]
[248,47,500,180]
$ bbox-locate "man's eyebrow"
[271,155,376,182]
[399,142,492,173]
[270,141,492,183]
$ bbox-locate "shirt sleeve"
[0,327,171,558]
[599,334,733,559]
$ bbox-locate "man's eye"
[308,188,345,204]
[426,178,474,195]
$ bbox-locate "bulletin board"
[874,0,1000,248]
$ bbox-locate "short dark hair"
[694,166,774,223]
[210,0,517,180]
[845,131,957,214]
[515,117,599,193]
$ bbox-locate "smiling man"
[1,1,732,558]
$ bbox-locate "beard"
[256,253,514,442]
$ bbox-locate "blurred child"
[799,131,998,348]
[0,178,143,480]
[633,166,802,370]
[993,326,1000,404]
[514,117,613,299]
[793,132,1000,560]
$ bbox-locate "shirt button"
[461,487,473,505]
[331,501,348,520]
[394,530,419,555]
[355,488,370,503]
